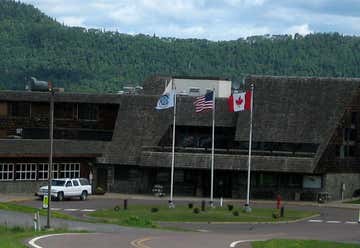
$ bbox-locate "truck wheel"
[57,192,64,201]
[80,191,88,201]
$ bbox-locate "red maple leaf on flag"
[235,96,243,106]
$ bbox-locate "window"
[60,163,80,178]
[303,175,322,189]
[189,87,200,95]
[78,104,98,121]
[38,163,48,180]
[66,181,72,187]
[55,103,74,119]
[15,163,36,180]
[79,178,90,186]
[339,145,356,158]
[351,112,357,126]
[8,102,30,117]
[0,163,14,181]
[256,173,276,186]
[156,171,170,183]
[115,167,129,180]
[72,180,79,186]
[52,163,60,179]
[174,170,184,183]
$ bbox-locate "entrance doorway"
[97,168,108,191]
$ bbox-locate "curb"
[158,214,321,226]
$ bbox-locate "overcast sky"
[20,0,360,41]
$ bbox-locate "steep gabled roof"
[235,75,360,144]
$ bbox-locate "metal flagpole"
[169,80,176,208]
[210,88,215,207]
[245,83,254,212]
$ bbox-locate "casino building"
[0,75,360,201]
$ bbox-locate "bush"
[188,203,193,209]
[150,207,159,213]
[124,216,155,227]
[272,208,281,218]
[227,204,234,211]
[95,186,105,195]
[193,207,200,214]
[114,205,120,212]
[232,210,239,216]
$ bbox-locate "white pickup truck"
[36,178,92,201]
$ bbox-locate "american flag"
[193,91,214,113]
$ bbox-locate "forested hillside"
[1,0,360,92]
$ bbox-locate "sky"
[20,0,360,41]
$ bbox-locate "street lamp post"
[46,86,54,228]
[29,77,54,228]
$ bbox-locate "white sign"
[303,176,321,189]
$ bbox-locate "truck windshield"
[51,180,66,186]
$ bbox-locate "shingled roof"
[236,75,360,144]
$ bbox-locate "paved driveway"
[1,194,360,248]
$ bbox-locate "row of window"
[7,102,98,121]
[0,163,80,181]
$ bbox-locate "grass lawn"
[89,204,317,228]
[0,202,78,221]
[252,239,360,248]
[345,199,360,204]
[0,225,71,248]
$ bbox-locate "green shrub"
[233,210,239,216]
[150,207,159,213]
[193,208,200,214]
[227,204,234,211]
[124,216,154,227]
[114,205,120,212]
[272,212,279,219]
[95,186,105,195]
[188,203,194,209]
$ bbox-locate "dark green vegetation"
[0,225,71,248]
[345,199,360,204]
[252,239,360,248]
[90,205,317,228]
[1,1,360,92]
[0,202,78,221]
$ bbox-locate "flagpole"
[245,83,254,212]
[169,80,176,208]
[210,88,215,207]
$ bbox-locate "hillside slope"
[1,0,360,92]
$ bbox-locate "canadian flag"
[228,90,252,112]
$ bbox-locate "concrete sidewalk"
[0,193,35,203]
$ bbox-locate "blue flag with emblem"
[155,90,176,110]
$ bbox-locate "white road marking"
[81,209,96,212]
[230,239,265,247]
[28,233,88,248]
[326,221,341,224]
[345,221,358,224]
[197,229,210,232]
[308,220,323,223]
[63,209,79,211]
[50,208,61,211]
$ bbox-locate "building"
[0,75,360,201]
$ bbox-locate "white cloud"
[225,0,267,7]
[58,16,85,27]
[108,5,142,25]
[285,24,312,36]
[19,0,360,40]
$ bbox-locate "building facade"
[1,75,360,201]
